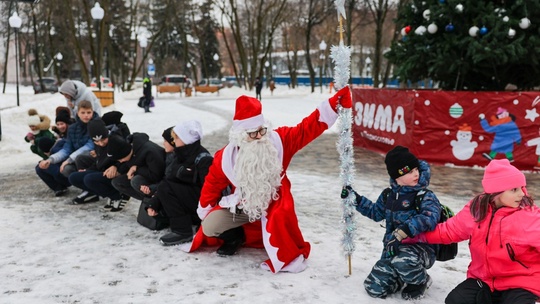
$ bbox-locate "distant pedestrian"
[254,77,263,100]
[269,79,275,96]
[142,77,152,113]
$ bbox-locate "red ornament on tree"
[405,25,412,34]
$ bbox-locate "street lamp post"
[139,36,147,78]
[91,2,104,90]
[319,40,327,94]
[264,60,270,86]
[43,52,63,73]
[89,60,94,80]
[9,12,22,107]
[365,56,372,85]
[55,52,63,67]
[55,52,63,82]
[212,53,219,81]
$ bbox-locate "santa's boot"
[216,226,245,256]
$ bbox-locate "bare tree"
[365,0,396,88]
[216,0,289,90]
[1,0,16,93]
[301,0,331,93]
[281,18,304,89]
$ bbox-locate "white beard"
[233,134,282,222]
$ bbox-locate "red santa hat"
[232,95,265,130]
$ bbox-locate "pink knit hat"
[482,159,526,193]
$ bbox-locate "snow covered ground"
[0,83,511,303]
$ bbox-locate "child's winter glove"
[329,86,352,111]
[26,132,35,141]
[386,227,409,257]
[340,185,361,207]
[340,185,353,199]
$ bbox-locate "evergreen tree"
[195,0,220,79]
[151,0,193,75]
[385,0,540,91]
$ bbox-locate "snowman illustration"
[450,123,478,160]
[526,127,540,168]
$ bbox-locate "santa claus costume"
[180,87,352,273]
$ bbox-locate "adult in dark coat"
[107,132,165,203]
[254,77,263,100]
[142,77,152,113]
[143,121,213,245]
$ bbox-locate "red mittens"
[328,85,352,111]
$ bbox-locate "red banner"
[352,89,540,171]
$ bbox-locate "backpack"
[382,188,458,261]
[194,152,232,197]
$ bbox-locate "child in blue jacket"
[342,146,441,300]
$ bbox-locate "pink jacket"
[422,201,540,297]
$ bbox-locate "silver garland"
[330,42,351,90]
[330,40,356,258]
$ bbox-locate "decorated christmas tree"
[385,0,540,91]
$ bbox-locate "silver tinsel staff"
[330,0,355,275]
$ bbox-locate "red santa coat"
[181,99,338,273]
[423,201,540,297]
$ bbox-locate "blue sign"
[147,64,155,76]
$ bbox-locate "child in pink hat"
[407,159,539,303]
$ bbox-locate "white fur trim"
[222,144,238,186]
[232,113,265,130]
[196,202,213,220]
[261,214,284,272]
[260,214,307,273]
[317,100,338,127]
[260,255,307,273]
[218,192,240,213]
[177,242,193,252]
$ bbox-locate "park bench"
[157,84,182,96]
[92,89,115,107]
[194,85,220,94]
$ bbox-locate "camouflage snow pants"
[364,244,436,298]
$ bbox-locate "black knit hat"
[384,146,419,180]
[107,135,132,160]
[87,119,109,141]
[38,137,55,153]
[55,112,72,125]
[102,111,123,126]
[162,126,175,147]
